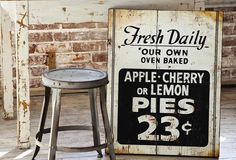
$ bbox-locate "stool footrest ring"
[57,143,108,152]
[36,140,108,152]
[36,125,104,139]
[35,125,107,153]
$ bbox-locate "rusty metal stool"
[32,68,115,160]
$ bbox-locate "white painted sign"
[107,9,222,157]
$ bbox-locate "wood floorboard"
[0,88,235,160]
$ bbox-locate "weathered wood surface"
[0,5,14,119]
[107,9,222,156]
[0,88,235,159]
[15,1,30,149]
[1,0,202,24]
[28,0,198,24]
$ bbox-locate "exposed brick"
[56,43,73,53]
[57,62,107,71]
[68,32,89,41]
[29,24,60,30]
[32,43,72,53]
[30,66,48,77]
[223,12,236,23]
[12,15,236,87]
[221,69,230,80]
[56,53,91,64]
[68,31,107,41]
[231,69,236,78]
[33,44,53,53]
[223,37,236,46]
[29,55,47,65]
[30,78,43,88]
[222,47,236,57]
[222,57,236,68]
[223,26,236,35]
[89,30,107,40]
[57,64,80,69]
[54,32,68,41]
[90,62,107,71]
[206,7,236,12]
[29,44,37,53]
[29,32,53,42]
[13,79,41,90]
[83,62,101,70]
[78,62,107,71]
[73,41,107,52]
[62,22,96,29]
[71,53,91,62]
[92,52,107,62]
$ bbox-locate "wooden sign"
[108,9,222,157]
[107,9,222,157]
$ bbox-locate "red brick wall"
[222,10,236,84]
[28,22,108,88]
[28,9,236,88]
[207,7,236,84]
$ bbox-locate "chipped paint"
[16,12,28,28]
[62,7,67,12]
[2,110,14,120]
[20,100,29,112]
[195,11,223,23]
[116,9,147,26]
[98,0,104,5]
[114,145,129,154]
[89,12,95,16]
[72,54,85,61]
[1,5,14,120]
[15,1,30,149]
[207,149,220,157]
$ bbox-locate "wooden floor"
[0,87,235,160]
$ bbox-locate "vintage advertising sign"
[107,9,222,157]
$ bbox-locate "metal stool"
[32,68,115,160]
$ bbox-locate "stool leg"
[48,88,61,160]
[99,86,116,160]
[89,89,103,158]
[32,87,51,160]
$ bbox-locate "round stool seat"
[42,68,108,89]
